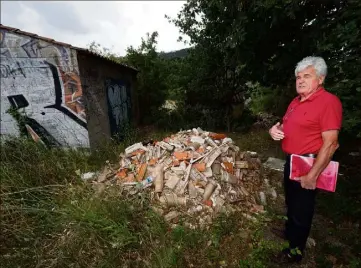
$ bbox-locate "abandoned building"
[0,24,139,149]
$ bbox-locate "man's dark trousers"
[284,155,318,252]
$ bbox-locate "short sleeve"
[319,96,343,132]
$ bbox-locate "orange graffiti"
[60,70,86,119]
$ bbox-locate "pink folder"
[289,154,339,192]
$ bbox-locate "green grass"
[0,131,275,268]
[1,129,360,268]
[228,130,284,161]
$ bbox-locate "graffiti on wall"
[105,78,131,138]
[0,30,89,147]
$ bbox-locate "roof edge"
[0,24,138,72]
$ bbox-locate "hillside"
[159,48,190,59]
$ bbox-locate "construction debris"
[263,157,286,172]
[80,172,97,181]
[88,128,276,229]
[306,237,316,248]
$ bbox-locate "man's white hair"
[295,56,328,77]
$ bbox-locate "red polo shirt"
[281,87,342,155]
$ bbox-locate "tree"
[170,0,360,136]
[314,0,361,137]
[87,41,121,62]
[122,32,169,125]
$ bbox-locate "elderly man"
[269,56,342,263]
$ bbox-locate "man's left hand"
[299,175,317,190]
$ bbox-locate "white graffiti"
[0,57,89,147]
[0,30,89,147]
[107,83,128,129]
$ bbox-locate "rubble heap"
[91,128,275,229]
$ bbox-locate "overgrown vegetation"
[0,134,277,268]
[2,0,360,267]
[1,130,360,267]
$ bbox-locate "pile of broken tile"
[91,128,277,229]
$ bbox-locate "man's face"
[296,66,324,95]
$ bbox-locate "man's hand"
[269,122,284,140]
[299,174,317,190]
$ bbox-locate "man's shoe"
[271,227,287,240]
[273,248,303,264]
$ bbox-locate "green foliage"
[0,137,165,267]
[122,32,169,125]
[87,41,121,62]
[245,82,277,115]
[86,0,360,137]
[6,108,28,137]
[162,57,189,102]
[88,34,187,127]
[238,239,285,268]
[313,0,361,137]
[169,0,361,137]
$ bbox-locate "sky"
[0,1,190,56]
